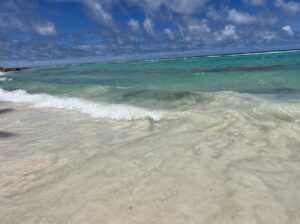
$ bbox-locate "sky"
[1,0,300,64]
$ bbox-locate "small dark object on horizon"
[0,67,27,72]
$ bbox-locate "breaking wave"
[0,88,165,121]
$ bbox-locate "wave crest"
[0,89,165,121]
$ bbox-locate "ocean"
[1,50,300,223]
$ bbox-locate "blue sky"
[1,0,300,64]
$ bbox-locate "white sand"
[0,100,300,224]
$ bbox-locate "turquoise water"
[1,50,300,115]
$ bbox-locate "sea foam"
[0,89,165,121]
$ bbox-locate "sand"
[0,100,300,224]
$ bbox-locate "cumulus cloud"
[128,19,140,32]
[92,2,113,24]
[35,22,57,36]
[143,18,155,36]
[275,0,300,14]
[0,0,57,36]
[207,7,222,21]
[255,30,278,41]
[217,25,239,41]
[222,25,239,40]
[228,9,257,24]
[163,28,175,40]
[70,0,114,26]
[178,19,211,43]
[282,25,294,36]
[187,23,210,35]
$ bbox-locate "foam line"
[0,89,165,121]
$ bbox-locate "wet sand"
[1,100,300,224]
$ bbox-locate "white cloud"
[35,22,57,36]
[187,23,210,34]
[282,25,294,36]
[275,0,300,15]
[255,31,278,41]
[207,7,222,21]
[163,28,175,40]
[127,0,207,15]
[243,0,266,6]
[217,24,239,41]
[0,1,57,36]
[128,19,140,32]
[143,18,155,36]
[223,25,239,39]
[178,19,211,43]
[87,1,113,25]
[66,0,114,26]
[228,9,257,24]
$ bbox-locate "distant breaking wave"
[141,49,300,63]
[0,88,165,121]
[223,50,300,57]
[203,50,300,59]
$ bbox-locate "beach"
[1,92,300,223]
[1,51,300,223]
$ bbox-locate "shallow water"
[1,51,300,223]
[2,50,300,112]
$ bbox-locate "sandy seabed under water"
[1,97,300,224]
